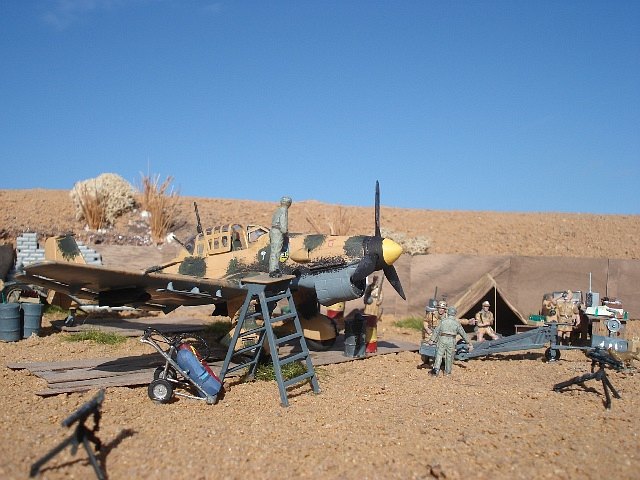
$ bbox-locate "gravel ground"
[1,311,639,480]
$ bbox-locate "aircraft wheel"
[148,379,174,403]
[3,284,26,303]
[545,347,561,362]
[153,366,177,381]
[305,337,337,351]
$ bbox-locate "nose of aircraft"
[382,238,403,265]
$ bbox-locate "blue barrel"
[21,303,43,338]
[0,303,21,342]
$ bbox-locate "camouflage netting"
[70,173,137,227]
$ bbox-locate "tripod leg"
[602,373,621,399]
[601,377,613,409]
[553,372,597,391]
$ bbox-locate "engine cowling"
[294,265,365,306]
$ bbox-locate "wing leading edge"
[18,261,247,310]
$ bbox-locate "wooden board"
[9,337,419,396]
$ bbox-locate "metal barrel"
[21,302,43,338]
[0,303,21,342]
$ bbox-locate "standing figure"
[429,306,473,376]
[556,290,579,343]
[474,301,499,341]
[363,275,384,320]
[423,300,447,341]
[541,293,558,323]
[269,196,292,277]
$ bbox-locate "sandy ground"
[1,188,639,479]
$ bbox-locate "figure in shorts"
[555,290,579,343]
[474,301,499,341]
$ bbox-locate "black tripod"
[30,390,105,479]
[553,349,622,409]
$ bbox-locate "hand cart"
[140,327,222,405]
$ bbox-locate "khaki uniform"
[541,297,558,322]
[423,310,445,341]
[556,299,578,335]
[474,309,498,341]
[430,316,472,375]
[363,284,383,319]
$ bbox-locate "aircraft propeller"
[351,181,406,300]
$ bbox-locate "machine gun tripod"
[30,389,106,479]
[553,348,623,410]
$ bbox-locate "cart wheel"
[153,366,177,381]
[148,379,174,403]
[545,347,561,362]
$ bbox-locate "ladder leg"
[258,289,290,406]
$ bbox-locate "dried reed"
[75,182,106,230]
[139,174,179,244]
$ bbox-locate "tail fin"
[44,234,87,264]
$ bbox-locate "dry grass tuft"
[73,181,106,230]
[305,206,352,235]
[138,173,180,244]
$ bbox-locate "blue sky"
[1,1,639,214]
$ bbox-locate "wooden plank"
[8,357,122,371]
[37,371,153,396]
[20,337,419,396]
[38,366,158,384]
[8,353,167,372]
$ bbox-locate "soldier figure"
[423,300,447,341]
[363,275,384,320]
[541,293,558,323]
[269,196,292,277]
[556,290,579,343]
[429,306,473,376]
[475,300,499,341]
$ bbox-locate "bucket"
[344,314,366,358]
[21,302,43,338]
[0,303,21,342]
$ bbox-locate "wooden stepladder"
[215,274,320,406]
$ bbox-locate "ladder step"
[245,311,264,320]
[238,325,266,337]
[283,370,315,388]
[269,312,297,324]
[227,360,258,374]
[265,292,289,303]
[234,343,261,356]
[275,332,303,346]
[278,351,308,366]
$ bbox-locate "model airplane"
[18,182,405,349]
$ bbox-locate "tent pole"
[494,287,497,333]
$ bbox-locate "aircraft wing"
[17,261,248,311]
